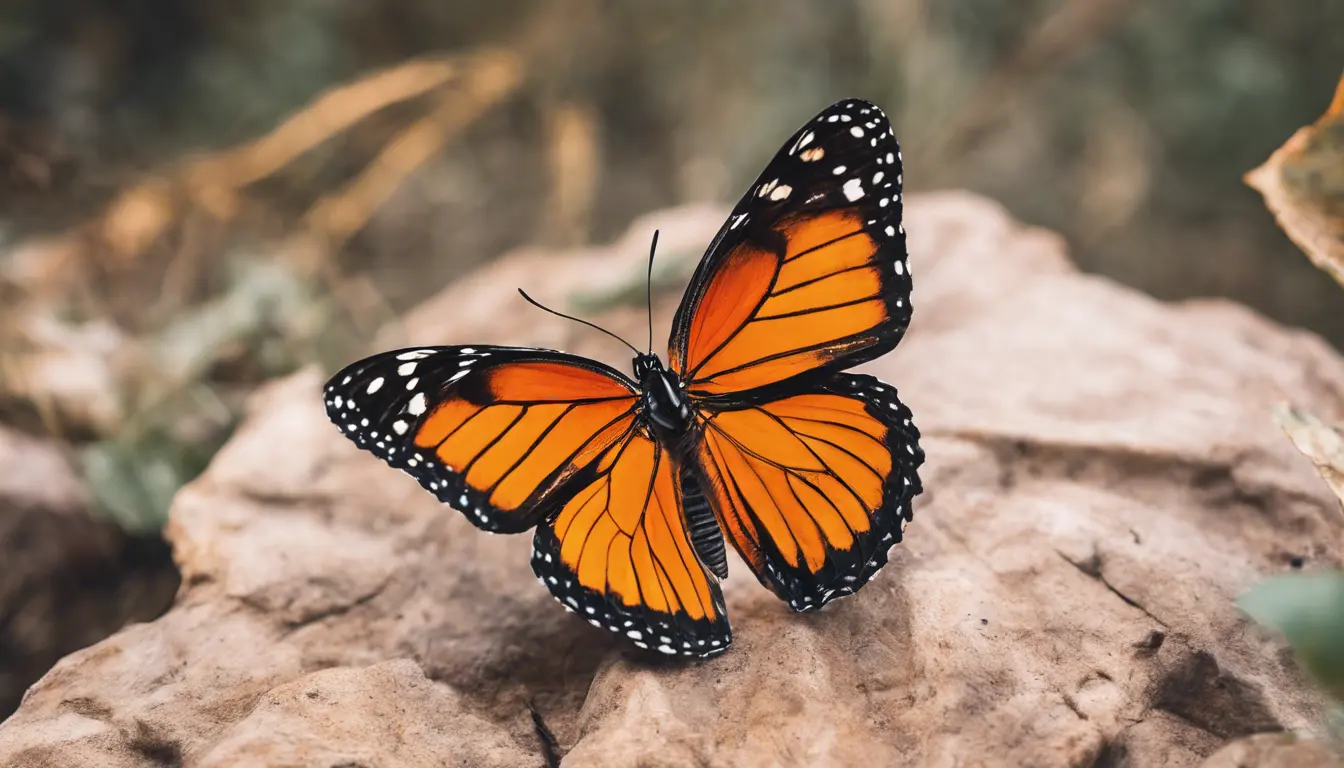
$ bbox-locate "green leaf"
[1239,571,1344,704]
[79,404,236,534]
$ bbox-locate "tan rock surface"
[2,193,1343,767]
[1200,732,1342,767]
[0,428,178,721]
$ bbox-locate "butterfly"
[324,98,923,658]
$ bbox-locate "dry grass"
[0,47,526,530]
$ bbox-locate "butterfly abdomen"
[680,462,729,580]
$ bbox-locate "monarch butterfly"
[324,98,923,658]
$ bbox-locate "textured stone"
[0,428,177,722]
[1,194,1342,767]
[1200,732,1341,768]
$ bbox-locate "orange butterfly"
[325,99,923,657]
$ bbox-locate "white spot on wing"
[408,392,427,416]
[393,420,408,435]
[367,377,384,395]
[842,178,864,202]
[769,184,793,201]
[398,362,417,376]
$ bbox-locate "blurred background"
[0,0,1341,721]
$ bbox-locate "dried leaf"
[1274,403,1344,521]
[1245,73,1344,288]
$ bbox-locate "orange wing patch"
[486,361,636,402]
[552,432,714,619]
[403,359,638,513]
[699,394,885,572]
[533,427,731,654]
[414,396,633,512]
[675,244,776,374]
[325,347,642,535]
[677,211,895,394]
[689,376,918,612]
[408,400,634,513]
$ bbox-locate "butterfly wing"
[327,345,731,655]
[669,98,910,396]
[689,373,923,610]
[531,423,731,657]
[324,346,639,533]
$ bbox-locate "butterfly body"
[325,98,924,657]
[634,353,693,437]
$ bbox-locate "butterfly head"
[633,353,691,435]
[631,353,663,380]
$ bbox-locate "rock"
[1200,732,1342,767]
[2,193,1343,767]
[0,427,179,721]
[196,660,535,767]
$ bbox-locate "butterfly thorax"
[634,353,691,436]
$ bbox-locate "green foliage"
[1239,571,1344,706]
[81,417,233,534]
[75,259,327,533]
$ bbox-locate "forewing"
[532,425,732,657]
[324,346,638,533]
[669,98,911,396]
[689,373,923,610]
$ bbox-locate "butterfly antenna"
[646,229,659,354]
[517,289,642,356]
